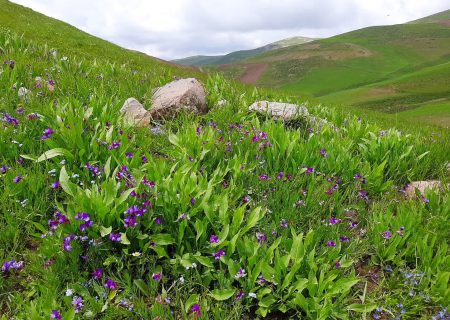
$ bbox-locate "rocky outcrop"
[249,101,308,120]
[404,180,441,199]
[120,98,151,127]
[149,78,207,119]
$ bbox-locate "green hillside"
[173,37,315,66]
[1,1,449,319]
[217,12,450,126]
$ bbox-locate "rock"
[18,87,30,98]
[150,78,207,119]
[404,180,441,199]
[249,101,308,120]
[120,98,151,127]
[150,126,165,135]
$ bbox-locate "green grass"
[0,2,449,319]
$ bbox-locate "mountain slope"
[173,36,315,66]
[216,11,450,125]
[0,0,200,78]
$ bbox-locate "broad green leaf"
[194,255,213,268]
[209,289,235,301]
[185,294,199,313]
[241,207,263,234]
[37,148,73,162]
[100,226,112,237]
[151,233,175,245]
[120,233,130,245]
[59,166,77,197]
[134,279,150,297]
[346,303,378,313]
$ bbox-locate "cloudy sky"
[11,0,449,60]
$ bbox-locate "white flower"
[66,288,73,296]
[60,160,66,165]
[248,293,257,298]
[179,276,185,284]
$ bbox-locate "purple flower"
[28,113,40,121]
[277,171,284,180]
[236,291,245,300]
[48,211,69,231]
[191,304,201,317]
[348,221,358,229]
[72,296,84,313]
[152,273,162,281]
[1,165,8,174]
[327,240,336,247]
[280,219,288,228]
[306,167,315,174]
[320,149,328,157]
[2,113,20,126]
[105,278,118,290]
[2,259,24,272]
[329,216,341,225]
[13,175,22,183]
[257,275,267,285]
[235,268,247,279]
[335,261,341,269]
[92,268,103,279]
[154,217,162,225]
[141,155,148,163]
[108,140,121,150]
[256,232,267,244]
[259,174,269,181]
[209,234,219,243]
[339,236,350,242]
[63,234,76,251]
[109,233,122,242]
[359,189,369,202]
[125,152,134,158]
[41,127,54,141]
[51,181,60,189]
[213,249,226,260]
[50,310,62,320]
[382,230,392,240]
[190,197,196,205]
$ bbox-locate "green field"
[217,11,450,126]
[1,1,449,319]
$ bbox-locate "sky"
[11,0,450,60]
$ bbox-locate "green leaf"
[134,279,150,297]
[194,255,213,268]
[100,226,112,237]
[151,234,175,245]
[346,303,378,313]
[59,166,77,197]
[120,233,130,245]
[36,148,73,162]
[104,156,112,178]
[209,289,235,301]
[19,154,37,161]
[242,207,263,234]
[258,294,276,308]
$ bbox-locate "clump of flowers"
[48,211,69,232]
[72,296,84,313]
[75,212,93,232]
[41,127,54,140]
[105,278,118,290]
[2,258,24,272]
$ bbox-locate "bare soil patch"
[239,63,268,84]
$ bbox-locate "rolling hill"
[173,36,316,66]
[214,10,450,126]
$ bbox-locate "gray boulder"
[249,101,308,120]
[150,78,207,119]
[120,98,151,127]
[405,180,441,199]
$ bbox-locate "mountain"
[173,36,316,66]
[214,10,450,126]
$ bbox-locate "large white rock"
[150,78,207,119]
[404,180,441,199]
[120,98,151,127]
[249,101,309,120]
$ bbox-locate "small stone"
[249,101,308,120]
[120,98,151,127]
[404,180,441,199]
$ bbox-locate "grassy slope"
[0,0,201,79]
[219,12,450,126]
[0,2,449,320]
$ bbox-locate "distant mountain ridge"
[173,36,317,66]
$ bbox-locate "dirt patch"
[239,63,268,84]
[440,19,450,26]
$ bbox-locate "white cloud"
[10,0,449,59]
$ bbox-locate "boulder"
[404,180,441,199]
[120,98,151,127]
[150,78,207,119]
[249,101,308,120]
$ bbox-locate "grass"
[0,1,450,319]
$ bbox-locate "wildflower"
[190,197,196,205]
[259,174,269,181]
[191,304,201,317]
[9,60,15,69]
[329,216,341,225]
[72,296,84,313]
[320,149,327,157]
[124,215,137,228]
[105,278,118,290]
[396,226,405,237]
[13,175,22,183]
[41,127,54,140]
[108,140,121,150]
[109,233,122,242]
[335,261,341,269]
[50,310,62,320]
[327,240,336,247]
[277,171,284,180]
[256,232,267,244]
[209,234,219,243]
[236,291,245,300]
[243,195,251,203]
[306,167,315,174]
[92,268,103,280]
[63,234,76,251]
[154,217,162,225]
[2,113,20,126]
[248,292,257,298]
[28,113,40,121]
[385,265,393,273]
[213,249,225,260]
[141,155,148,163]
[280,219,288,228]
[48,211,69,231]
[75,212,93,232]
[66,288,73,296]
[152,273,162,281]
[2,259,24,272]
[271,230,278,237]
[1,165,8,174]
[235,268,247,279]
[257,275,267,285]
[382,230,392,240]
[359,189,369,202]
[339,236,350,242]
[51,181,60,189]
[125,152,134,158]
